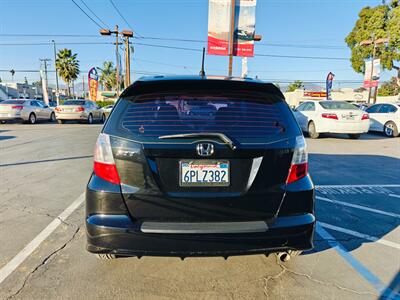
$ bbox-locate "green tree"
[378,77,399,96]
[98,61,117,90]
[287,80,304,92]
[345,3,400,74]
[55,49,80,96]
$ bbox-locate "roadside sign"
[363,59,380,88]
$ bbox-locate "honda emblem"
[196,143,214,157]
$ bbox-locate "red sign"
[363,80,379,88]
[303,91,327,98]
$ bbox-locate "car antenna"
[199,47,206,77]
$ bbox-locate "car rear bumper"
[319,120,369,134]
[86,213,315,257]
[55,112,87,120]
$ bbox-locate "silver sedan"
[55,100,106,124]
[0,99,55,124]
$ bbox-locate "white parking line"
[319,222,400,250]
[316,196,400,219]
[0,192,85,285]
[389,194,400,199]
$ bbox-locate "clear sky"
[0,0,394,88]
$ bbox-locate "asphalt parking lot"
[0,123,399,300]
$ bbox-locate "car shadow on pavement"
[310,132,394,140]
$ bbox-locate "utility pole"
[39,59,51,104]
[228,0,236,77]
[100,26,134,96]
[82,75,85,98]
[360,36,389,104]
[52,40,60,105]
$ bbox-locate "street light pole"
[52,40,60,105]
[100,26,133,96]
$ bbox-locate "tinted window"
[63,100,86,106]
[319,101,357,110]
[1,100,26,105]
[366,104,381,113]
[31,101,40,107]
[296,103,308,111]
[304,102,315,111]
[110,93,298,143]
[379,104,397,113]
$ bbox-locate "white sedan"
[293,100,370,139]
[365,103,400,137]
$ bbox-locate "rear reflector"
[93,133,120,184]
[11,105,23,110]
[286,136,308,184]
[361,114,369,120]
[321,113,338,120]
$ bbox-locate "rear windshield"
[319,101,358,110]
[109,93,298,143]
[63,100,86,106]
[1,100,26,105]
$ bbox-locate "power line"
[79,0,110,29]
[70,0,103,29]
[108,0,144,37]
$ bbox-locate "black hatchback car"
[86,76,315,260]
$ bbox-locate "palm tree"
[56,49,80,96]
[98,61,117,91]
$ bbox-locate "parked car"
[86,76,315,261]
[0,99,55,124]
[365,103,400,137]
[101,104,114,118]
[55,100,105,124]
[293,100,369,139]
[350,102,370,111]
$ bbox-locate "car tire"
[384,121,399,137]
[87,114,93,124]
[101,114,106,123]
[348,133,361,139]
[28,113,36,124]
[308,121,319,139]
[49,112,56,122]
[95,254,117,260]
[57,119,65,124]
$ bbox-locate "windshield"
[112,93,297,143]
[319,101,358,110]
[63,100,86,106]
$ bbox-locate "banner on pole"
[207,0,231,56]
[207,0,257,57]
[233,0,256,57]
[326,72,335,100]
[363,59,380,88]
[88,67,99,101]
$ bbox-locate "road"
[0,123,399,299]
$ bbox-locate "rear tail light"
[286,136,308,184]
[55,107,62,112]
[361,113,369,120]
[93,133,120,184]
[11,105,23,110]
[75,106,85,112]
[321,113,338,120]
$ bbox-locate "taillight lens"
[55,107,62,112]
[76,106,85,112]
[286,136,308,184]
[361,113,369,120]
[93,133,120,184]
[11,105,23,110]
[321,113,338,120]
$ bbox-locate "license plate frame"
[179,160,230,187]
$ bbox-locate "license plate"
[343,115,356,120]
[180,160,230,187]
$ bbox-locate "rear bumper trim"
[141,221,268,234]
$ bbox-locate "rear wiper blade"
[159,132,237,150]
